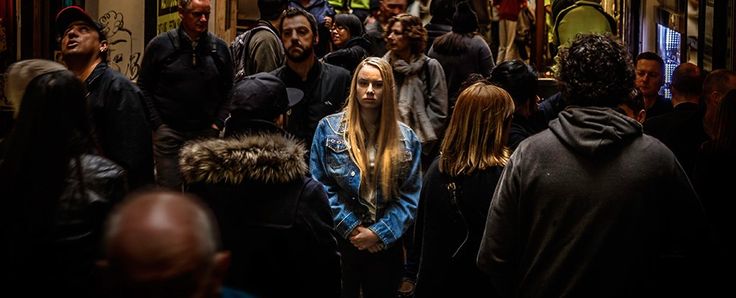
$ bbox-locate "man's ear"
[314,31,319,45]
[99,40,109,54]
[274,113,286,128]
[210,251,231,287]
[636,109,647,124]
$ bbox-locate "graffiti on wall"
[99,10,141,80]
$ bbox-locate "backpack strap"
[163,29,228,82]
[231,24,279,82]
[206,31,227,79]
[166,29,180,50]
[446,176,470,259]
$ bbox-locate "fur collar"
[180,133,307,184]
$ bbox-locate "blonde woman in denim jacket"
[310,57,423,298]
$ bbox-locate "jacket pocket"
[325,137,350,172]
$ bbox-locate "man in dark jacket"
[477,34,713,298]
[138,0,233,189]
[179,73,341,297]
[57,6,154,190]
[271,7,351,146]
[645,62,708,177]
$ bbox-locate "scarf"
[384,52,437,143]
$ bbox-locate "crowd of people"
[1,0,734,297]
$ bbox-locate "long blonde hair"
[344,57,402,197]
[440,82,515,176]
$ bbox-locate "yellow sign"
[157,0,180,34]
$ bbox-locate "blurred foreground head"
[100,190,230,298]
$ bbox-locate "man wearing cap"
[271,7,351,147]
[179,73,341,297]
[56,6,154,190]
[138,0,234,189]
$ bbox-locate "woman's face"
[387,22,409,53]
[330,25,351,48]
[356,64,384,111]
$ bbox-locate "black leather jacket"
[86,62,154,189]
[53,154,127,296]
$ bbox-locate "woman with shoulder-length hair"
[383,13,448,168]
[310,57,423,298]
[0,60,127,297]
[414,81,515,298]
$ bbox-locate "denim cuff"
[336,212,361,239]
[369,220,398,246]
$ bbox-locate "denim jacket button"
[350,171,355,177]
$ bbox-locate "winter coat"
[180,130,341,298]
[477,106,711,298]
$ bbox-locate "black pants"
[339,238,403,298]
[153,124,218,189]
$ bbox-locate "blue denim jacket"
[310,112,422,246]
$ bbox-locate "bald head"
[703,69,736,137]
[671,63,703,98]
[102,190,227,298]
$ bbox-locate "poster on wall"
[94,0,146,81]
[158,0,179,34]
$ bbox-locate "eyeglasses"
[330,25,347,33]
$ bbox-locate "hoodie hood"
[180,133,308,184]
[549,106,642,156]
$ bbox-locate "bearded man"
[271,7,351,146]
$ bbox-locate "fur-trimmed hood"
[180,133,308,184]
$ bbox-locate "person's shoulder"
[101,66,140,91]
[515,128,555,153]
[398,121,420,142]
[250,26,279,41]
[146,30,174,48]
[425,56,443,69]
[321,61,351,77]
[270,65,288,77]
[323,112,345,126]
[79,154,126,179]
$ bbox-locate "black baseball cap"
[230,73,303,121]
[55,6,107,40]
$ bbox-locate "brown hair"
[386,13,428,54]
[440,82,515,176]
